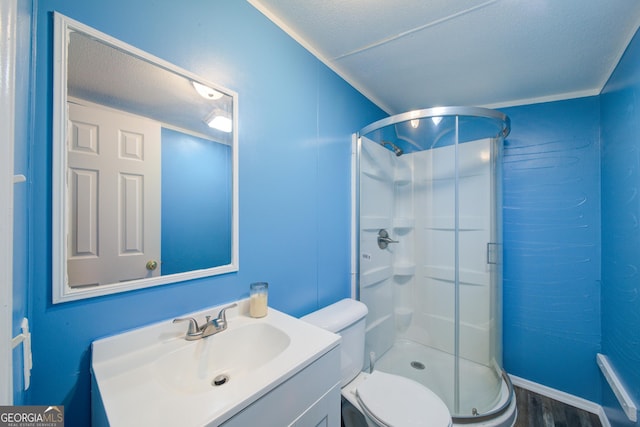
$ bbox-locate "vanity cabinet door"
[218,346,340,427]
[289,383,340,427]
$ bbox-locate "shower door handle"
[378,229,399,249]
[487,242,499,265]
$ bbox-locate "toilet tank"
[301,298,368,386]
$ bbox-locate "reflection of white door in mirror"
[67,101,161,287]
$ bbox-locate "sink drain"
[410,361,425,370]
[212,374,229,386]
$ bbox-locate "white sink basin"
[91,300,340,426]
[154,322,290,394]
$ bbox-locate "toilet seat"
[355,371,451,427]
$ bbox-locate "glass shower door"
[455,133,503,416]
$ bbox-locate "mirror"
[52,13,238,303]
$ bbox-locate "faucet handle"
[173,317,200,336]
[217,303,238,324]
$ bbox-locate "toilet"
[302,298,452,427]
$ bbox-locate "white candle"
[250,292,268,318]
[249,282,268,318]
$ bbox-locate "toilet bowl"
[302,298,452,427]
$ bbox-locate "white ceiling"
[248,0,640,114]
[67,30,234,145]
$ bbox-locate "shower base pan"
[374,339,517,427]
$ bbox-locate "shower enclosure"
[354,107,516,425]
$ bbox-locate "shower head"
[381,140,403,156]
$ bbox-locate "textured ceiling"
[67,30,234,144]
[248,0,640,114]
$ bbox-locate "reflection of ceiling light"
[432,116,442,126]
[208,116,232,132]
[410,119,420,128]
[193,81,224,100]
[205,109,232,132]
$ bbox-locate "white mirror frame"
[52,13,239,303]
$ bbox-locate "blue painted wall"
[500,25,640,422]
[501,97,603,403]
[161,128,232,274]
[601,25,640,427]
[20,0,640,425]
[26,1,385,425]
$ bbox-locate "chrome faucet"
[173,303,238,341]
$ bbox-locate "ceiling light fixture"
[193,81,224,100]
[205,109,232,133]
[410,119,420,128]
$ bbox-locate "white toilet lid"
[356,371,451,427]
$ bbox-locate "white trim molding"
[510,375,611,427]
[0,0,18,406]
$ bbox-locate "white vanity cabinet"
[219,346,341,427]
[91,301,342,427]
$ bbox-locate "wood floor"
[514,386,603,427]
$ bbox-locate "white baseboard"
[509,375,611,427]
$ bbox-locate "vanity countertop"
[91,300,340,426]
